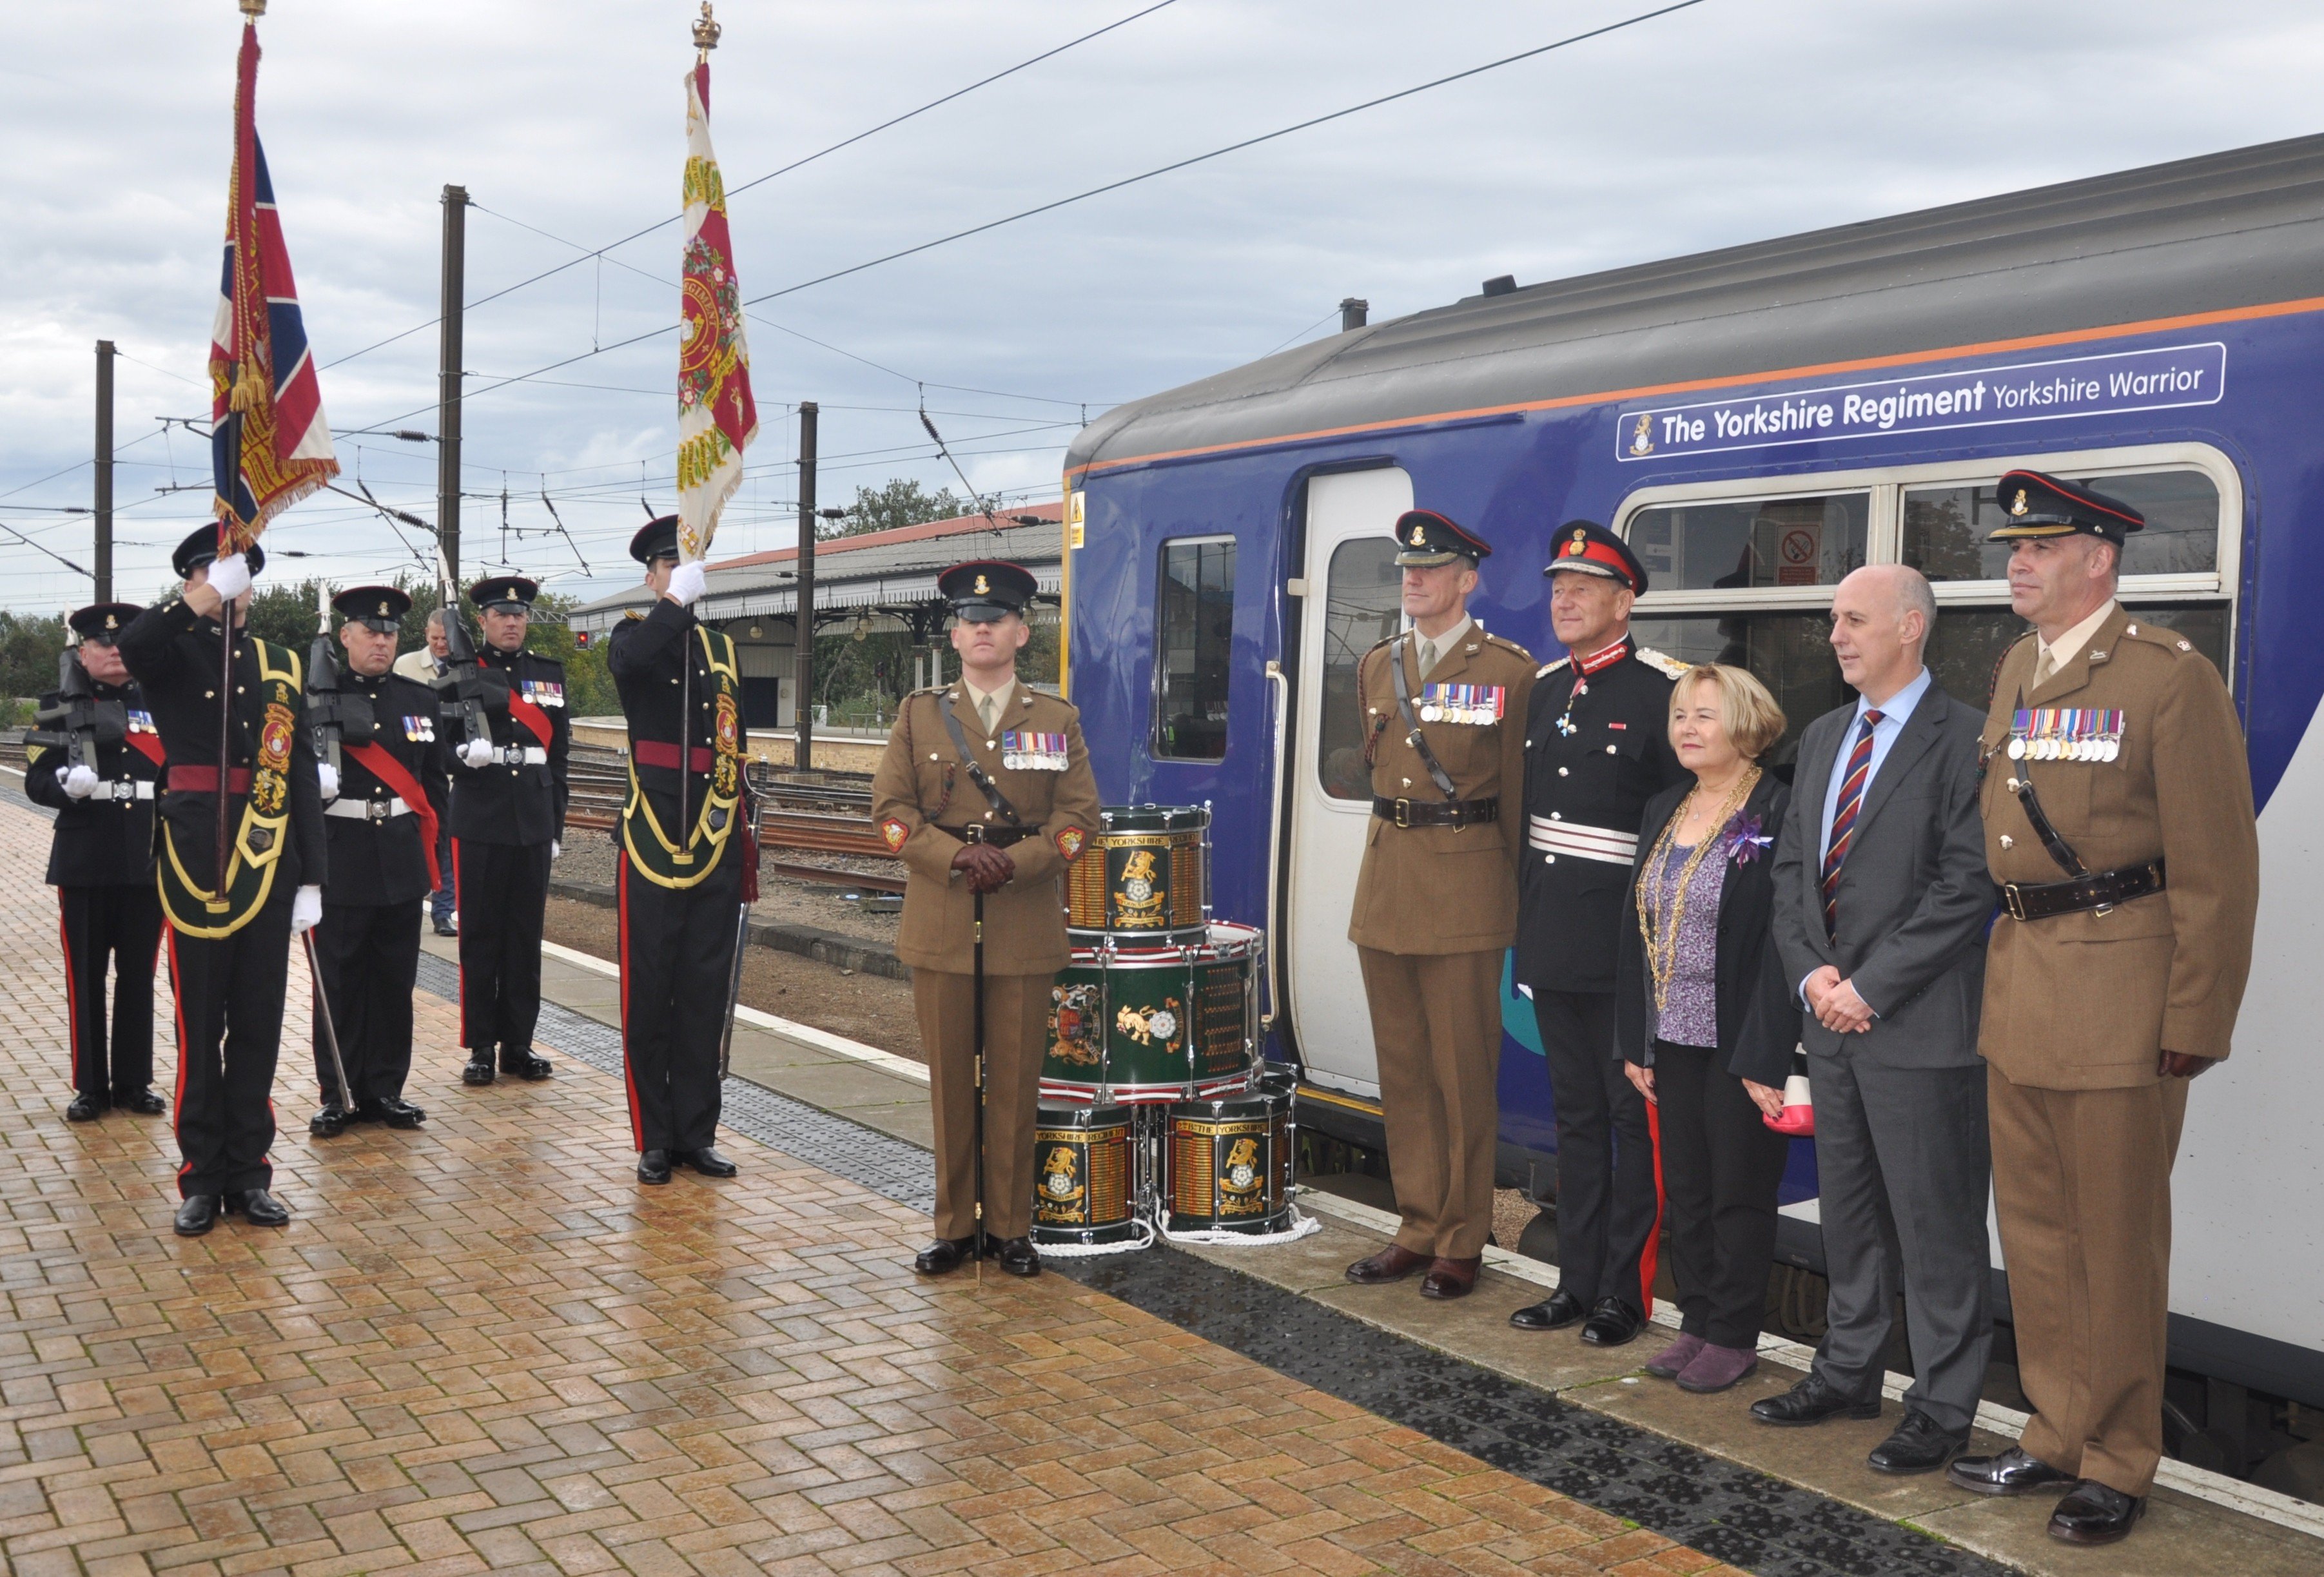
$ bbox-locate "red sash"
[507,693,554,749]
[344,741,443,889]
[124,733,166,769]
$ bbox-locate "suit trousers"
[1988,1064,2186,1496]
[164,881,293,1198]
[914,968,1048,1242]
[430,820,456,925]
[1359,946,1503,1260]
[1808,1052,1993,1434]
[309,899,422,1107]
[1536,988,1658,1311]
[1653,1040,1789,1348]
[453,839,551,1062]
[616,853,740,1153]
[59,884,163,1099]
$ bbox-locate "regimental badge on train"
[128,709,157,734]
[1039,1146,1086,1210]
[2008,708,2125,762]
[1630,413,1655,456]
[879,817,909,852]
[1050,983,1102,1066]
[522,679,565,707]
[402,714,436,743]
[1000,730,1067,770]
[1417,683,1505,725]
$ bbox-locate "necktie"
[2031,649,2056,690]
[1819,710,1884,940]
[1416,634,1438,680]
[977,691,999,737]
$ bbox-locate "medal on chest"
[1416,683,1505,726]
[1001,729,1068,770]
[2007,707,2123,762]
[520,678,565,708]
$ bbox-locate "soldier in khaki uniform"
[1946,471,2259,1547]
[1344,509,1536,1299]
[873,561,1101,1279]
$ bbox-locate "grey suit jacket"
[1771,683,1996,1068]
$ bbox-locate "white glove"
[667,560,707,607]
[60,763,100,799]
[291,885,324,934]
[458,738,496,769]
[550,839,562,861]
[317,762,340,801]
[205,552,253,600]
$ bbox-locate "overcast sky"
[4,0,2321,612]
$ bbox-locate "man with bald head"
[1761,563,1998,1477]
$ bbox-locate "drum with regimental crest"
[1042,921,1260,1104]
[1164,1074,1296,1237]
[1029,1102,1140,1247]
[1066,804,1210,943]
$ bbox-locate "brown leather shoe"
[1345,1244,1430,1285]
[1419,1256,1482,1300]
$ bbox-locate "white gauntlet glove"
[60,763,99,799]
[291,885,324,934]
[204,552,253,600]
[550,839,561,861]
[458,737,496,769]
[667,560,707,607]
[316,762,340,801]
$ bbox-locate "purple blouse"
[1645,837,1728,1050]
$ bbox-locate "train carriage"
[1057,133,2324,1413]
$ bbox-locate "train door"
[1284,466,1411,1096]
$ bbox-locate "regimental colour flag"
[674,41,759,563]
[210,18,337,547]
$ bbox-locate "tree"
[832,477,997,538]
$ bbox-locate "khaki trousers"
[1987,1064,2187,1496]
[914,968,1050,1242]
[1358,946,1503,1260]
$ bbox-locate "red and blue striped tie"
[1820,710,1884,939]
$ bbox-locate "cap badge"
[377,600,391,616]
[2011,489,2029,516]
[973,573,990,595]
[1567,530,1587,556]
[1411,524,1427,546]
[104,614,117,630]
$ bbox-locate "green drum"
[1165,1078,1295,1236]
[1066,804,1211,944]
[1042,921,1260,1105]
[1030,1102,1141,1247]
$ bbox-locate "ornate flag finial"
[240,0,268,17]
[693,2,720,52]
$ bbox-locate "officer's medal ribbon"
[1001,729,1068,770]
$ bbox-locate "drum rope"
[1031,1217,1157,1257]
[1150,1197,1323,1248]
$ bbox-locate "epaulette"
[1536,656,1570,678]
[623,609,647,621]
[1634,647,1690,679]
[2118,618,2198,656]
[1483,633,1535,663]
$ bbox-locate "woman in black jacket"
[1616,663,1802,1394]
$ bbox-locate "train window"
[1628,612,1850,765]
[1317,536,1401,799]
[1626,492,1870,591]
[1153,536,1237,760]
[1902,469,2221,582]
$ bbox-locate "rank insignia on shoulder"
[1536,656,1571,678]
[1001,730,1069,770]
[1635,647,1690,679]
[1055,826,1087,861]
[879,818,910,852]
[1417,683,1505,725]
[403,715,437,743]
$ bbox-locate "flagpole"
[216,0,262,905]
[675,3,723,865]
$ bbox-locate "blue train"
[1057,135,2324,1416]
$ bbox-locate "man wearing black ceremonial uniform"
[1509,520,1690,1346]
[117,529,327,1237]
[26,603,167,1122]
[306,586,452,1138]
[442,574,571,1085]
[607,518,750,1183]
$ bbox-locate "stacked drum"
[1030,805,1296,1248]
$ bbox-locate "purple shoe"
[1675,1342,1759,1394]
[1645,1333,1706,1380]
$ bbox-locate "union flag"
[674,45,758,562]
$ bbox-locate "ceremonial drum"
[1042,922,1261,1104]
[1164,1074,1296,1237]
[1066,805,1211,943]
[1030,1102,1141,1248]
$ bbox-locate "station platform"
[1,786,2319,1576]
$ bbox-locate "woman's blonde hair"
[1670,663,1786,761]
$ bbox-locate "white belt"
[324,796,413,821]
[102,779,155,801]
[1527,816,1639,865]
[495,746,548,766]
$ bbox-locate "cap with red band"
[1543,519,1647,595]
[1986,469,2145,546]
[1394,508,1490,567]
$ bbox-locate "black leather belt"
[1371,796,1499,829]
[2003,859,2165,921]
[935,824,1037,847]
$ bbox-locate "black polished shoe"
[1751,1371,1883,1427]
[2049,1480,2144,1545]
[1579,1297,1644,1347]
[1946,1445,2079,1497]
[173,1195,221,1236]
[462,1056,496,1086]
[234,1188,291,1227]
[433,917,458,937]
[308,1103,351,1138]
[913,1236,978,1275]
[503,1052,552,1081]
[64,1092,106,1122]
[637,1150,674,1184]
[1868,1410,1968,1475]
[678,1147,737,1177]
[995,1236,1040,1277]
[117,1088,168,1116]
[364,1097,427,1130]
[1510,1289,1587,1331]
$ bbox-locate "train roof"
[1065,133,2324,475]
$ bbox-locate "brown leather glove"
[2158,1051,2214,1079]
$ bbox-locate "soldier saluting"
[1342,509,1536,1301]
[117,529,327,1237]
[607,518,749,1184]
[305,586,452,1137]
[872,562,1100,1278]
[27,603,167,1122]
[442,574,571,1086]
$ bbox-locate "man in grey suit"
[1758,563,1998,1475]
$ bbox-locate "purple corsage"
[1723,812,1773,865]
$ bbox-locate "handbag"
[1763,1045,1814,1137]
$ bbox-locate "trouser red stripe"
[617,857,643,1150]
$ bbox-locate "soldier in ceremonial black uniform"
[26,603,166,1122]
[607,518,750,1183]
[1509,521,1689,1344]
[442,574,571,1086]
[117,528,327,1237]
[306,586,452,1138]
